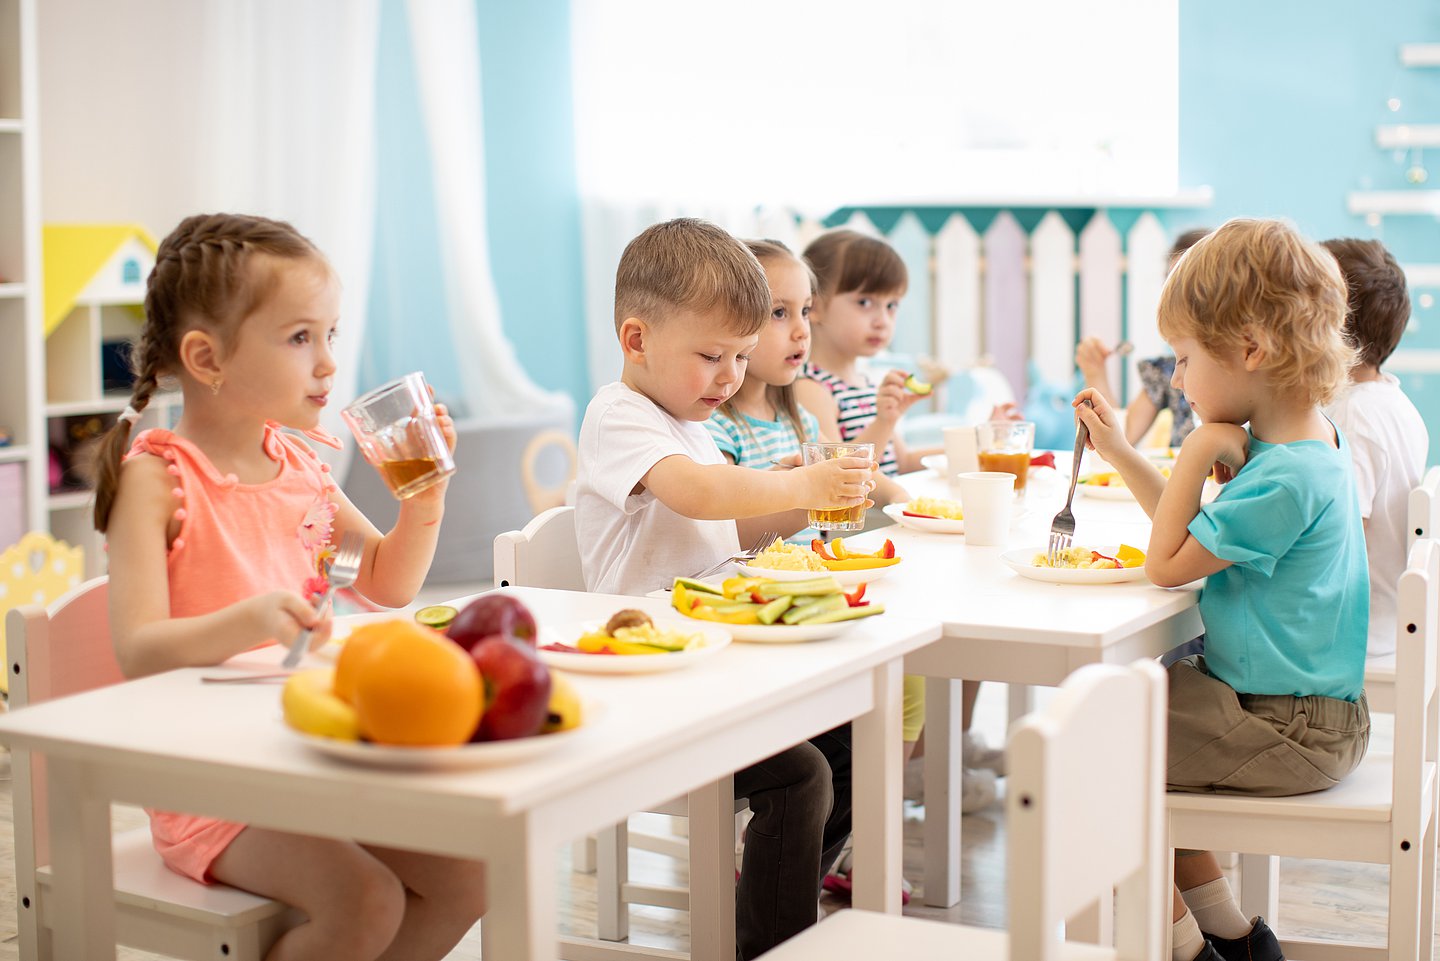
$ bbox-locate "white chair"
[761,658,1169,961]
[494,511,742,956]
[1365,465,1440,712]
[7,578,300,960]
[1173,537,1440,961]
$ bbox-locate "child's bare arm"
[1145,423,1246,588]
[645,454,871,520]
[107,457,328,678]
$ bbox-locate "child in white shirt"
[1323,238,1430,657]
[576,218,874,957]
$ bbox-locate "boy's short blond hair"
[614,218,770,337]
[1159,218,1355,407]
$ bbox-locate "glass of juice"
[341,372,455,499]
[801,441,873,531]
[975,421,1036,493]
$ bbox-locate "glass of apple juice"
[341,371,455,499]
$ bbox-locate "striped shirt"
[802,362,899,476]
[706,406,819,469]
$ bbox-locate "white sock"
[1181,877,1252,939]
[1171,908,1206,961]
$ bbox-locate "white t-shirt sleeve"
[587,394,691,514]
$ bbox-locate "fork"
[684,529,780,584]
[1047,400,1092,564]
[280,530,365,669]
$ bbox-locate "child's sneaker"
[963,730,1006,776]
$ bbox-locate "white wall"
[37,0,207,234]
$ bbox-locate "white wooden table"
[0,586,940,961]
[851,464,1203,907]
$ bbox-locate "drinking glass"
[801,441,873,532]
[341,372,455,500]
[975,421,1036,493]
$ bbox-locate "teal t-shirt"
[706,407,820,469]
[1187,427,1369,701]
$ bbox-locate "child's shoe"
[1199,917,1284,961]
[963,730,1006,776]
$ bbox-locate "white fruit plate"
[1000,547,1148,585]
[537,621,730,674]
[882,502,964,534]
[732,559,897,588]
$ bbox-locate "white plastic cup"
[942,425,980,488]
[956,471,1015,546]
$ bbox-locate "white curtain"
[197,0,381,475]
[404,0,572,422]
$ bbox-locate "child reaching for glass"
[1074,219,1369,961]
[93,213,485,960]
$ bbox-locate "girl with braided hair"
[94,213,484,959]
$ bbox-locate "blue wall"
[364,0,587,415]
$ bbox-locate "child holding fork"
[93,213,484,960]
[1075,218,1369,961]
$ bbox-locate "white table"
[850,464,1204,907]
[0,587,940,961]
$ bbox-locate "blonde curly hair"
[1158,218,1355,407]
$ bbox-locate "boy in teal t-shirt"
[1074,219,1370,961]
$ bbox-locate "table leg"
[852,658,903,913]
[687,776,736,961]
[922,676,963,907]
[46,756,116,959]
[482,822,557,961]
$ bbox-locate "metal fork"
[685,529,780,583]
[280,530,365,669]
[1047,400,1092,564]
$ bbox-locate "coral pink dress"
[124,422,341,882]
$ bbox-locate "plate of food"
[1000,545,1149,584]
[882,498,964,534]
[537,611,730,674]
[286,721,589,770]
[736,538,900,587]
[670,574,883,642]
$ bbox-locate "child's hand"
[242,590,332,649]
[1181,422,1249,484]
[1072,388,1130,460]
[798,455,874,510]
[875,370,925,424]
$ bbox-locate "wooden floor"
[0,678,1422,957]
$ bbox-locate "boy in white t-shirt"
[1323,238,1430,657]
[576,218,874,958]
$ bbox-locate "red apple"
[470,635,552,741]
[448,595,538,649]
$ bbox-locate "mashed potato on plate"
[749,539,828,572]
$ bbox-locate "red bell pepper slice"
[811,538,836,561]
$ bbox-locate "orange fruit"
[351,621,483,747]
[333,621,396,705]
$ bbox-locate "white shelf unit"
[0,0,43,556]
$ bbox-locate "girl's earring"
[211,379,222,396]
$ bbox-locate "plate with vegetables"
[537,609,731,674]
[670,574,883,642]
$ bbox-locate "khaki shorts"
[1167,656,1369,796]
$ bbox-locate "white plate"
[537,621,731,674]
[286,717,591,770]
[1000,547,1148,584]
[882,502,964,534]
[920,453,948,475]
[733,559,895,588]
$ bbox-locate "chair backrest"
[520,430,578,516]
[1390,538,1440,835]
[1007,658,1167,961]
[493,505,585,590]
[1408,466,1440,548]
[7,577,119,885]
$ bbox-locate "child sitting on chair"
[1322,237,1429,659]
[575,217,872,958]
[1075,219,1370,961]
